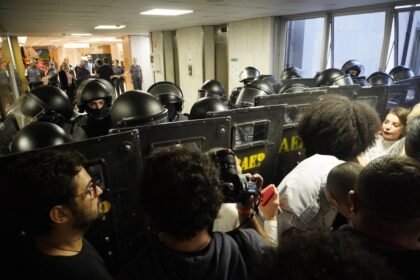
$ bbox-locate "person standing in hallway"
[130,58,143,90]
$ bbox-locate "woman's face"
[381,113,404,141]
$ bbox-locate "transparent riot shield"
[0,130,146,276]
[207,105,285,185]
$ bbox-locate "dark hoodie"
[117,229,269,280]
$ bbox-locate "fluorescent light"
[94,25,126,30]
[18,36,27,45]
[140,9,193,16]
[81,37,122,43]
[64,43,90,48]
[70,33,92,36]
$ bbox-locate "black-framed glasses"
[75,180,100,200]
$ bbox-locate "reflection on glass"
[284,105,309,126]
[356,96,378,109]
[234,122,269,147]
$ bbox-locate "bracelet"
[237,208,253,215]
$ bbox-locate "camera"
[209,148,259,203]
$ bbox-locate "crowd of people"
[1,60,420,279]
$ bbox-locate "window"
[396,8,420,74]
[332,12,386,76]
[284,17,325,77]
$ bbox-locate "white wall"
[227,17,275,93]
[129,35,153,91]
[176,26,205,113]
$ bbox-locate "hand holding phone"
[260,184,276,206]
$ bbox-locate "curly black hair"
[255,232,400,280]
[4,150,87,236]
[140,147,223,240]
[298,95,380,161]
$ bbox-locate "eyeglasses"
[75,180,100,200]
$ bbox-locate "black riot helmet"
[76,79,114,112]
[147,81,184,122]
[254,74,282,94]
[247,79,275,95]
[235,83,269,107]
[10,122,71,153]
[148,81,184,110]
[21,85,73,124]
[341,59,365,77]
[189,97,228,120]
[201,79,226,101]
[315,68,354,87]
[111,90,168,128]
[389,66,415,81]
[367,71,394,86]
[281,67,303,80]
[279,83,309,94]
[239,66,260,84]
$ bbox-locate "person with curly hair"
[2,150,112,279]
[277,95,380,238]
[117,147,271,280]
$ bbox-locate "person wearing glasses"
[3,150,113,280]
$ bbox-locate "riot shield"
[325,84,363,99]
[280,78,317,88]
[387,83,412,108]
[255,90,326,126]
[355,86,388,120]
[395,77,420,107]
[277,123,305,182]
[207,105,285,185]
[326,85,388,119]
[111,117,231,156]
[0,130,146,276]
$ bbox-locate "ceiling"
[0,0,407,46]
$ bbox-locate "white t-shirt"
[277,154,343,237]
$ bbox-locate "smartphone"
[260,184,276,206]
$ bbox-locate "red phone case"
[260,184,275,206]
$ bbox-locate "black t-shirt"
[16,238,113,280]
[97,65,114,83]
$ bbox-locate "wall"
[203,26,215,81]
[130,35,153,91]
[162,31,175,82]
[150,31,165,82]
[227,17,275,93]
[176,26,205,113]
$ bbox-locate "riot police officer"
[148,81,187,122]
[200,79,227,102]
[20,85,87,140]
[75,79,113,138]
[111,90,168,128]
[189,97,228,120]
[10,122,71,153]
